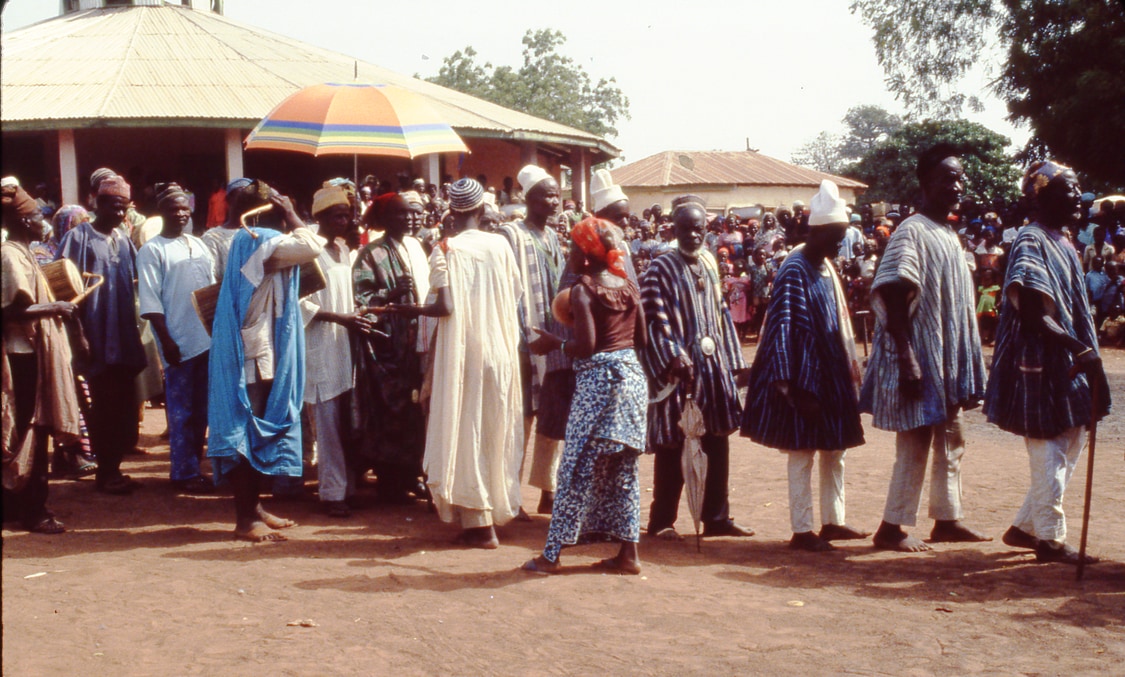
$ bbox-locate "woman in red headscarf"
[522,218,648,575]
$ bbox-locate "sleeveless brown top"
[576,274,639,354]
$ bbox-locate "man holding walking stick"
[984,161,1111,566]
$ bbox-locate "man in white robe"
[391,178,524,548]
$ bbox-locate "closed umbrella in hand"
[679,395,707,552]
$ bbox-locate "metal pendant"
[700,336,716,356]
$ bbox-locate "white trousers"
[787,450,847,533]
[1012,426,1086,543]
[457,507,492,529]
[883,413,965,526]
[313,394,353,503]
[522,415,562,493]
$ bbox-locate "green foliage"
[997,0,1125,188]
[425,29,630,139]
[849,0,996,117]
[846,119,1021,205]
[850,0,1125,187]
[838,105,903,161]
[791,105,902,174]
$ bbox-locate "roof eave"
[1,118,622,157]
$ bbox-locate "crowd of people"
[0,144,1114,572]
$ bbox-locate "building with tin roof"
[611,150,867,214]
[1,0,616,209]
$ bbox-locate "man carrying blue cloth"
[207,184,320,542]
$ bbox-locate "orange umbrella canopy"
[244,83,469,159]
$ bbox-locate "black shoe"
[172,476,215,495]
[323,500,351,518]
[702,520,754,537]
[1035,541,1099,566]
[1001,526,1039,550]
[96,476,137,495]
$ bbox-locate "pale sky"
[1,0,1028,166]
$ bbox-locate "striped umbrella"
[244,82,468,159]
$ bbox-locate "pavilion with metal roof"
[1,0,617,206]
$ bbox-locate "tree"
[427,47,492,100]
[791,105,900,173]
[996,0,1125,188]
[849,0,1125,187]
[791,131,845,174]
[838,105,903,161]
[425,29,630,139]
[846,119,1021,206]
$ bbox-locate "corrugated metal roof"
[1,4,618,156]
[611,150,867,190]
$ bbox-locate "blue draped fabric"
[207,228,305,481]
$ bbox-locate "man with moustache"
[861,144,991,552]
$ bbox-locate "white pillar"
[224,128,244,182]
[424,153,440,186]
[412,153,441,185]
[58,129,79,205]
[520,142,538,167]
[571,148,589,211]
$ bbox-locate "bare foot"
[819,523,870,542]
[789,531,834,552]
[873,523,932,552]
[592,555,642,575]
[1001,526,1039,550]
[515,507,533,522]
[235,521,288,543]
[454,526,499,549]
[930,520,992,543]
[256,505,296,530]
[521,555,560,574]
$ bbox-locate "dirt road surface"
[4,348,1123,675]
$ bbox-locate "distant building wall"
[442,138,565,193]
[621,184,865,214]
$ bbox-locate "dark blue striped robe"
[983,223,1111,438]
[741,250,864,451]
[639,249,746,448]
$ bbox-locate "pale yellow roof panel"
[1,3,617,155]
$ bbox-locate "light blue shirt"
[137,234,215,364]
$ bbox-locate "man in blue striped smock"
[742,181,868,552]
[499,165,571,515]
[640,195,753,540]
[985,161,1110,566]
[860,144,991,552]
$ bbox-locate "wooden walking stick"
[1076,375,1100,582]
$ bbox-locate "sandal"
[72,456,98,478]
[649,527,684,541]
[27,516,66,534]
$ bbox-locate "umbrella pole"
[1076,376,1101,581]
